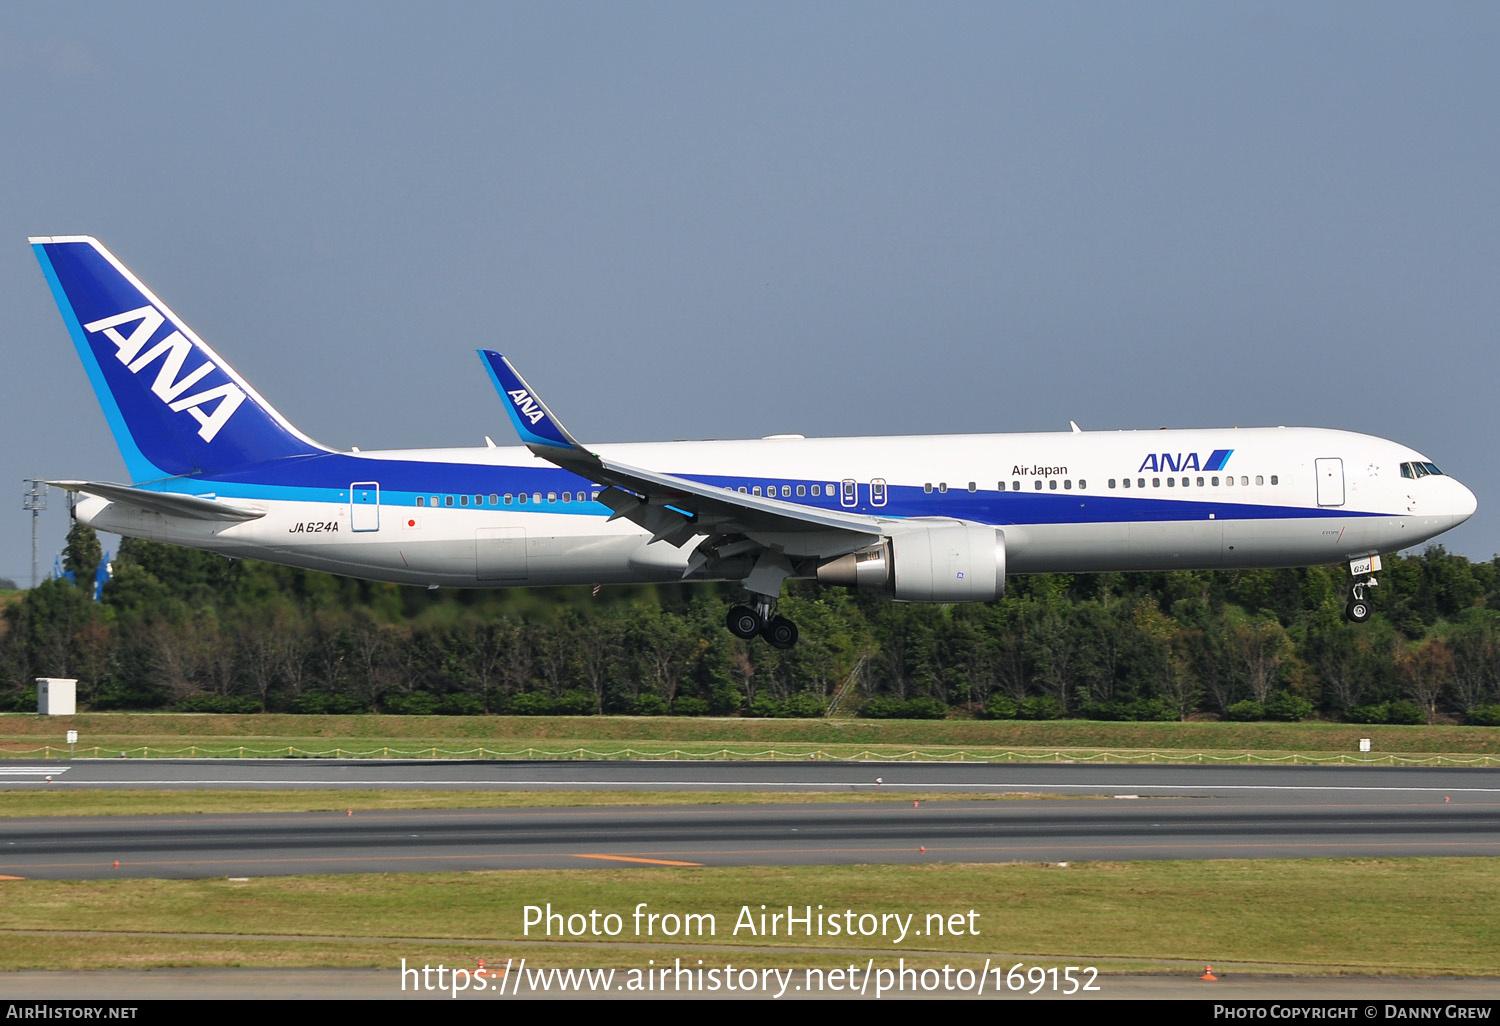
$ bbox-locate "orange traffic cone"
[1200,965,1218,981]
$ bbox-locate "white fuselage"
[74,425,1477,589]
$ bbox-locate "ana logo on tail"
[83,306,246,443]
[506,388,546,426]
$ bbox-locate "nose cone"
[1453,479,1478,522]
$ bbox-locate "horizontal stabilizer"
[47,481,266,522]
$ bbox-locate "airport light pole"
[22,479,47,589]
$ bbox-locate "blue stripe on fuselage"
[154,453,1383,526]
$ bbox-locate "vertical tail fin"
[30,236,327,481]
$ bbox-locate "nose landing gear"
[1345,554,1381,623]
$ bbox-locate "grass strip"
[1,713,1496,755]
[0,860,1497,975]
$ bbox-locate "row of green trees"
[1,525,1497,723]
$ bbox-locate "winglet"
[478,350,587,453]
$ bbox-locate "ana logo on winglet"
[83,306,247,443]
[506,387,546,427]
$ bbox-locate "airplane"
[30,235,1477,648]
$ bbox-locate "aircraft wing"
[478,351,884,557]
[46,481,267,522]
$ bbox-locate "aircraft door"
[350,482,380,531]
[476,527,527,581]
[1315,459,1345,507]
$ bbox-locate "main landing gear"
[1345,554,1381,624]
[726,597,799,649]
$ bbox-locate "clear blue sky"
[3,2,1495,585]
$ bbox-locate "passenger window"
[1049,480,1058,490]
[416,496,425,507]
[1197,477,1204,487]
[938,483,948,494]
[1034,480,1043,490]
[753,486,762,496]
[460,494,469,506]
[1241,476,1249,486]
[1109,479,1116,489]
[841,479,857,507]
[514,494,523,504]
[1167,478,1175,488]
[1255,476,1264,486]
[871,479,887,506]
[445,495,454,507]
[1152,478,1160,488]
[504,493,513,505]
[1212,477,1219,486]
[1122,479,1131,489]
[967,481,976,493]
[1012,481,1021,491]
[547,492,557,503]
[781,485,791,497]
[430,496,439,506]
[739,486,748,493]
[1270,475,1278,485]
[796,484,805,497]
[810,484,821,496]
[561,492,571,503]
[489,494,498,504]
[1078,479,1086,489]
[1064,479,1072,490]
[532,493,541,503]
[924,483,933,494]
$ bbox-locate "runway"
[2,761,1498,878]
[5,758,1500,795]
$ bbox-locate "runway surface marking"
[571,854,704,866]
[0,767,70,776]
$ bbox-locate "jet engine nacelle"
[817,521,1005,602]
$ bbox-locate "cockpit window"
[1401,463,1414,479]
[1423,462,1443,476]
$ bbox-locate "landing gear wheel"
[1345,598,1371,623]
[727,605,763,639]
[762,615,799,649]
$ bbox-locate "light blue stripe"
[33,244,165,484]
